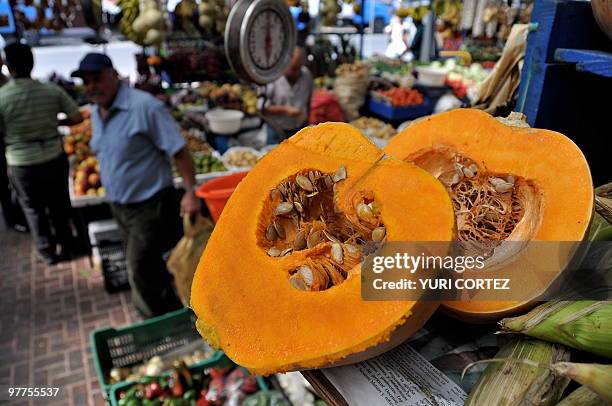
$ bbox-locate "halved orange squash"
[384,109,594,322]
[191,123,455,374]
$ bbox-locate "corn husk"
[551,363,612,403]
[465,338,570,406]
[556,386,607,406]
[499,301,612,359]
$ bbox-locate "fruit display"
[64,119,92,164]
[109,348,214,384]
[198,0,229,35]
[191,123,454,374]
[193,152,227,174]
[118,0,141,43]
[433,0,462,29]
[65,111,105,198]
[333,62,370,121]
[384,109,593,322]
[320,0,341,26]
[350,117,396,140]
[181,129,213,154]
[164,48,224,83]
[131,0,165,46]
[198,83,258,115]
[375,87,424,107]
[222,148,259,169]
[116,363,263,406]
[73,156,104,197]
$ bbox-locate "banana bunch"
[434,0,462,27]
[321,0,341,26]
[198,0,229,35]
[117,0,142,43]
[132,0,165,46]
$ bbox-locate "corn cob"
[499,301,612,359]
[550,363,612,403]
[465,337,570,406]
[556,386,606,406]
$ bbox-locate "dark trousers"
[8,153,73,255]
[0,140,27,229]
[110,187,183,318]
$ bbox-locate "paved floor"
[0,221,141,405]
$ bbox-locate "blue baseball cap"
[71,53,114,78]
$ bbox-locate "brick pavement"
[0,222,141,406]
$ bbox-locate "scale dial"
[225,0,296,84]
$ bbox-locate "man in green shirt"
[0,43,83,264]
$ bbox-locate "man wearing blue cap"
[72,53,199,318]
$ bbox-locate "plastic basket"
[367,97,434,121]
[91,308,223,399]
[99,243,130,293]
[195,171,249,223]
[109,359,269,406]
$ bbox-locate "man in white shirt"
[263,47,313,144]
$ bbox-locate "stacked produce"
[73,157,104,197]
[118,0,141,43]
[222,148,259,169]
[191,153,227,174]
[128,0,165,46]
[164,48,223,82]
[198,0,229,35]
[65,112,105,197]
[333,62,370,121]
[109,349,214,384]
[350,117,395,140]
[198,83,257,115]
[375,87,424,107]
[115,363,267,406]
[320,0,341,26]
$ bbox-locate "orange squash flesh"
[384,109,594,322]
[191,123,455,374]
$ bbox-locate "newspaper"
[303,313,505,406]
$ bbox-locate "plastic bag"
[167,214,214,306]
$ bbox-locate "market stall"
[11,0,605,404]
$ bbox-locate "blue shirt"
[90,85,186,204]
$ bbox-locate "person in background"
[0,42,83,264]
[0,52,28,233]
[263,47,313,145]
[72,53,199,318]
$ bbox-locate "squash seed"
[324,175,334,189]
[273,221,285,239]
[308,171,317,185]
[322,229,340,243]
[372,227,386,241]
[297,266,314,286]
[463,166,476,178]
[357,202,374,221]
[289,274,308,291]
[296,175,314,192]
[267,247,282,257]
[331,243,343,264]
[293,231,307,250]
[281,248,293,256]
[265,224,277,241]
[275,202,294,215]
[332,165,347,182]
[307,230,322,248]
[294,201,304,214]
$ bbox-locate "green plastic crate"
[109,359,268,406]
[91,307,223,399]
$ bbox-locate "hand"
[180,191,200,219]
[285,106,303,117]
